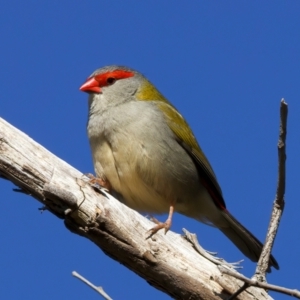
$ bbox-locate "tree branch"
[0,117,272,299]
[220,267,300,299]
[72,271,113,300]
[255,99,287,280]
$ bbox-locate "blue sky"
[1,1,300,299]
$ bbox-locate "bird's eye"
[106,77,116,85]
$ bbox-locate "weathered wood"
[0,117,272,300]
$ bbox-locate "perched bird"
[79,65,278,270]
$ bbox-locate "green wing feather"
[155,101,226,209]
[136,79,225,208]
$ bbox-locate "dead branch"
[220,267,300,299]
[72,271,113,300]
[0,117,273,299]
[255,99,287,280]
[218,99,295,299]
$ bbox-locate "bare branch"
[255,99,288,280]
[220,266,300,298]
[183,228,243,269]
[72,271,113,300]
[0,117,274,299]
[227,283,249,300]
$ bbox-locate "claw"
[146,204,174,239]
[85,173,111,191]
[147,219,172,238]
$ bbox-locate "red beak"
[79,77,101,93]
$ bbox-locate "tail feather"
[220,210,279,271]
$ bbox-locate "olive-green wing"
[155,101,226,209]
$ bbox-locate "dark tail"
[220,210,279,271]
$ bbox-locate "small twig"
[13,188,30,194]
[183,228,243,269]
[255,99,287,280]
[38,206,47,213]
[226,283,249,300]
[220,266,300,298]
[72,271,113,300]
[223,100,290,299]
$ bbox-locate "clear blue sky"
[1,1,299,299]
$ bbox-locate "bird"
[79,65,279,270]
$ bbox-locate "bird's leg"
[147,202,175,238]
[86,173,111,191]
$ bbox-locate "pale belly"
[90,133,220,222]
[91,138,173,213]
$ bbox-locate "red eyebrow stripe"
[94,70,134,87]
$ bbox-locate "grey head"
[82,65,145,112]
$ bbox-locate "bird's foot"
[183,228,243,269]
[85,173,111,191]
[146,216,172,239]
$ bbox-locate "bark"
[0,117,272,300]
